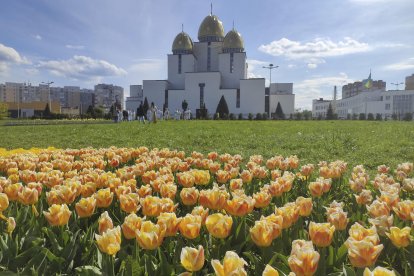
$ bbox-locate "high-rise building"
[125,85,143,112]
[342,80,386,99]
[406,74,414,90]
[94,84,124,112]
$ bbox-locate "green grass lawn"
[1,120,414,170]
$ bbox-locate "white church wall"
[219,52,246,89]
[270,94,295,118]
[142,80,168,110]
[168,54,196,90]
[184,72,221,113]
[239,79,265,115]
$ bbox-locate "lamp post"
[262,64,279,87]
[391,82,404,90]
[41,81,54,112]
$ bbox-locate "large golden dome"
[172,32,193,54]
[223,29,244,53]
[198,14,225,42]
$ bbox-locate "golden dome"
[172,32,193,54]
[198,14,225,42]
[223,29,244,52]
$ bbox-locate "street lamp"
[390,82,404,90]
[41,81,54,112]
[262,63,279,87]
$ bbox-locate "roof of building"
[223,29,244,52]
[198,14,225,42]
[172,31,193,54]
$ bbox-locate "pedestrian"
[137,103,146,123]
[151,102,157,124]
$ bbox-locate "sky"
[0,0,413,110]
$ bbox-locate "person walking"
[137,103,146,123]
[151,102,157,124]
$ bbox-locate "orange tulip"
[288,240,320,276]
[140,196,161,217]
[119,193,140,213]
[386,226,412,248]
[43,204,71,226]
[363,266,396,276]
[225,194,255,217]
[309,222,335,247]
[211,251,247,276]
[75,196,96,218]
[250,219,275,247]
[136,220,165,250]
[262,264,279,276]
[327,210,348,231]
[345,239,384,268]
[157,212,181,237]
[367,200,390,218]
[296,197,313,217]
[94,188,114,208]
[180,245,205,272]
[205,213,233,239]
[216,170,231,184]
[115,185,132,199]
[355,189,373,205]
[98,211,114,234]
[192,169,210,185]
[368,215,394,236]
[122,213,144,239]
[180,187,199,206]
[199,184,229,210]
[95,226,121,255]
[393,200,414,221]
[191,206,209,225]
[179,214,202,239]
[18,186,38,205]
[240,170,252,184]
[0,193,9,212]
[262,214,283,239]
[3,183,22,201]
[253,190,272,208]
[275,203,299,229]
[160,183,177,199]
[137,184,152,198]
[81,182,96,198]
[348,223,380,244]
[177,172,195,188]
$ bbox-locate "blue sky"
[0,0,413,109]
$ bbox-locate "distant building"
[406,74,414,90]
[125,85,143,112]
[5,101,61,118]
[312,73,414,120]
[342,79,386,99]
[94,84,124,112]
[268,83,295,118]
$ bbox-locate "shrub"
[262,113,268,120]
[403,113,413,121]
[375,113,382,121]
[367,113,374,120]
[238,113,243,120]
[229,113,235,120]
[248,113,253,120]
[255,113,262,120]
[359,113,366,120]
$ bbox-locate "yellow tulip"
[275,203,299,229]
[229,179,243,191]
[0,193,9,212]
[250,219,275,247]
[177,172,195,187]
[240,170,252,184]
[225,194,255,217]
[43,204,71,226]
[180,245,205,272]
[345,239,384,268]
[393,200,414,221]
[7,217,16,234]
[199,184,229,210]
[262,264,279,276]
[386,227,412,248]
[368,215,394,236]
[180,187,199,206]
[309,222,335,247]
[157,212,181,237]
[119,193,140,213]
[95,226,121,255]
[18,186,38,205]
[348,223,380,244]
[216,170,231,184]
[288,240,320,276]
[211,251,247,276]
[160,183,177,199]
[140,196,161,217]
[296,197,313,217]
[262,214,283,239]
[75,196,96,218]
[192,169,210,185]
[327,210,348,231]
[136,220,166,250]
[179,214,202,239]
[363,267,396,276]
[355,189,373,205]
[122,213,144,239]
[98,211,114,234]
[3,183,22,201]
[191,206,209,225]
[253,191,272,208]
[137,184,152,198]
[205,213,233,239]
[367,200,390,218]
[94,188,114,208]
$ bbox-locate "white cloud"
[383,58,414,71]
[66,44,85,50]
[37,55,127,80]
[294,73,353,109]
[0,43,29,72]
[129,58,165,73]
[259,37,371,59]
[247,59,269,79]
[34,34,42,40]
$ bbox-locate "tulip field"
[0,121,413,275]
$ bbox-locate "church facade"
[132,12,295,118]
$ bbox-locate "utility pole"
[262,64,279,88]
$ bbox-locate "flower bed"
[0,147,413,275]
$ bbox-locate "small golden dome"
[172,32,193,54]
[198,14,225,42]
[223,29,244,52]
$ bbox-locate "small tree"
[367,113,374,120]
[255,113,262,120]
[295,112,303,120]
[143,97,149,116]
[303,110,312,120]
[346,114,351,120]
[229,113,235,120]
[403,113,413,121]
[44,103,51,118]
[262,113,268,120]
[375,113,382,121]
[182,100,188,112]
[359,113,366,120]
[238,113,243,120]
[0,103,8,119]
[392,113,398,120]
[248,113,253,120]
[275,102,285,120]
[86,105,95,118]
[215,95,229,119]
[352,113,358,120]
[326,103,335,120]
